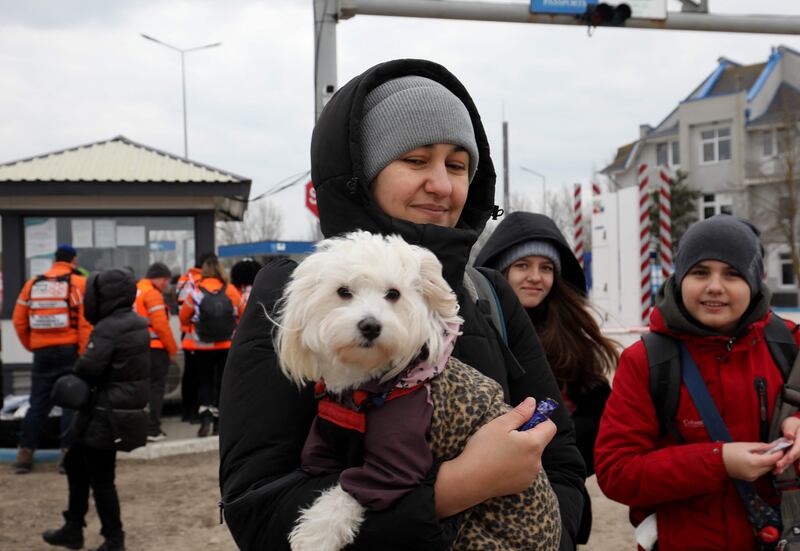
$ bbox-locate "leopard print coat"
[428,357,561,551]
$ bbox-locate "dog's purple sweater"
[301,324,459,510]
[302,382,433,510]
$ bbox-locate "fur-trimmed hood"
[310,59,498,291]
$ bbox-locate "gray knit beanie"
[493,240,562,274]
[674,215,764,295]
[360,76,479,184]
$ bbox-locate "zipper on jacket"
[754,376,769,442]
[345,176,359,194]
[726,336,737,352]
[218,500,224,525]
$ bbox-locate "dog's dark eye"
[337,287,353,299]
[385,288,401,302]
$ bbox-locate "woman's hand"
[774,415,800,475]
[434,397,557,518]
[722,442,781,481]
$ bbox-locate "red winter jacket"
[595,307,800,551]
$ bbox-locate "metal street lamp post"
[141,34,221,159]
[520,166,547,216]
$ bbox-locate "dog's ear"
[274,280,321,386]
[416,246,461,325]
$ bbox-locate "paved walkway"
[0,415,217,463]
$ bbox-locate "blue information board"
[530,0,596,15]
[149,240,176,252]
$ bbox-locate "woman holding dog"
[220,59,586,550]
[476,211,618,544]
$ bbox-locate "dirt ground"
[0,451,636,550]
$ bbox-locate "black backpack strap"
[463,266,524,380]
[642,332,685,445]
[464,266,508,346]
[764,312,798,382]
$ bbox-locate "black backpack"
[195,283,237,343]
[644,313,799,444]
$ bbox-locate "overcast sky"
[3,0,800,240]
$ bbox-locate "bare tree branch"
[216,200,284,246]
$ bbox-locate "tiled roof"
[708,63,766,96]
[0,136,248,183]
[602,141,635,174]
[749,82,800,126]
[646,125,678,139]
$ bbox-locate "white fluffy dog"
[274,230,462,551]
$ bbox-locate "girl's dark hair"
[535,274,619,393]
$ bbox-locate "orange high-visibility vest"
[134,278,178,355]
[13,261,91,353]
[179,277,243,351]
[176,267,202,307]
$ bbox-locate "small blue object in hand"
[518,398,559,431]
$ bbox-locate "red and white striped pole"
[573,183,584,269]
[592,181,601,197]
[639,164,653,324]
[658,167,673,280]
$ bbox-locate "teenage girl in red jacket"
[596,215,800,551]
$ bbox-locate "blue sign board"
[217,240,316,258]
[150,240,176,252]
[530,0,596,15]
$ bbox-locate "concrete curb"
[118,436,219,461]
[0,448,60,463]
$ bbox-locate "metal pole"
[314,0,339,121]
[140,34,221,159]
[542,174,546,216]
[502,121,509,210]
[181,51,188,159]
[338,0,800,35]
[520,166,547,216]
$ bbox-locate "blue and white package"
[518,398,559,431]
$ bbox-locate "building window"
[760,128,792,158]
[656,141,680,167]
[656,143,668,166]
[781,253,796,286]
[701,127,731,163]
[671,141,680,166]
[23,216,195,280]
[701,193,733,219]
[762,130,774,157]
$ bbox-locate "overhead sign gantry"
[315,0,800,120]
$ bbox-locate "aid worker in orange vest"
[12,244,92,474]
[179,255,243,437]
[134,262,178,442]
[175,253,212,423]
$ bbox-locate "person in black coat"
[475,211,619,544]
[43,268,149,551]
[219,59,586,551]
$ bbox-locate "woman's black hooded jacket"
[75,268,149,450]
[475,211,586,296]
[219,59,585,550]
[475,212,611,472]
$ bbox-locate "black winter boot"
[90,531,125,551]
[42,512,84,549]
[197,409,213,438]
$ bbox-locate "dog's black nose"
[358,317,382,341]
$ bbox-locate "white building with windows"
[602,45,800,306]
